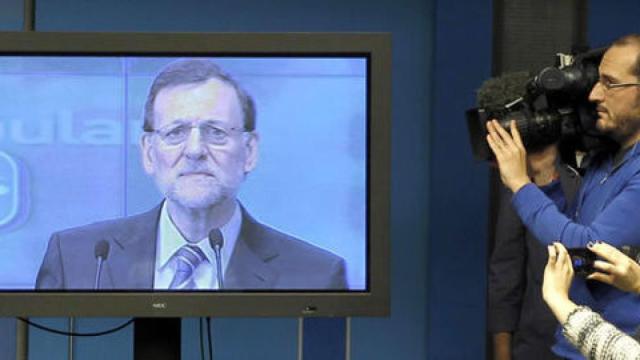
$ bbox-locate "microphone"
[476,71,531,115]
[466,71,533,161]
[208,229,224,289]
[94,240,110,290]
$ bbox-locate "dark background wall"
[428,1,491,357]
[588,1,640,47]
[1,0,638,359]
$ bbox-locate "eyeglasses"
[147,122,248,146]
[597,77,640,91]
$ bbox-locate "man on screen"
[36,59,347,290]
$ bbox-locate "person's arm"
[562,306,640,360]
[487,120,640,249]
[543,242,640,359]
[492,332,512,360]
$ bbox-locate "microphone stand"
[213,245,224,289]
[94,257,105,290]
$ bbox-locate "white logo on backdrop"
[0,151,20,229]
[0,112,143,146]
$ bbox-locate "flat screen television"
[0,31,390,318]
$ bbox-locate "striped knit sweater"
[563,306,640,360]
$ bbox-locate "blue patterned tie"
[169,244,207,289]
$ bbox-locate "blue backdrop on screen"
[0,56,367,290]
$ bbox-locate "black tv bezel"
[0,31,391,317]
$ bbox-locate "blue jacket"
[512,142,640,359]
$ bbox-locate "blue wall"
[588,1,640,47]
[0,0,22,31]
[428,1,492,357]
[0,318,16,359]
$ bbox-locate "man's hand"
[587,242,640,294]
[493,332,512,360]
[542,243,578,324]
[486,120,531,192]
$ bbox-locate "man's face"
[141,78,258,210]
[589,44,640,146]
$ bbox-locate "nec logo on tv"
[0,151,26,231]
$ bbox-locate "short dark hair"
[611,34,640,79]
[143,59,256,132]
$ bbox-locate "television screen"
[0,32,390,317]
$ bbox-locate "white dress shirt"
[153,201,241,290]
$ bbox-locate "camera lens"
[572,258,584,267]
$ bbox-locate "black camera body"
[566,248,597,276]
[466,48,615,163]
[568,245,640,277]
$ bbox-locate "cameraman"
[543,242,640,359]
[487,34,640,359]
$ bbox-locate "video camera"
[466,48,615,163]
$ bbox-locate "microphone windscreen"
[208,229,224,249]
[476,71,531,112]
[94,240,110,260]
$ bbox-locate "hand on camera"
[587,242,640,294]
[486,120,531,192]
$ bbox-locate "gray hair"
[143,59,256,132]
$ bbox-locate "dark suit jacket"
[488,164,580,360]
[35,205,347,290]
